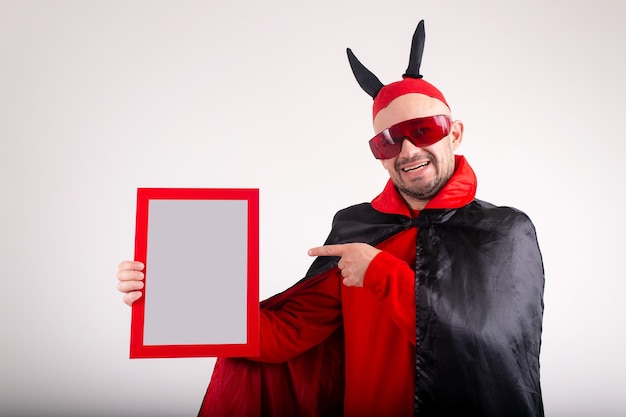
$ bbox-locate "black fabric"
[302,199,545,417]
[413,200,544,416]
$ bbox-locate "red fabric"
[373,77,449,118]
[200,271,345,417]
[343,230,417,416]
[199,155,477,417]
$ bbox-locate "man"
[117,20,544,417]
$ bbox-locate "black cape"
[200,198,545,417]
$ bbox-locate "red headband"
[372,77,449,118]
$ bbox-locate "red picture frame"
[130,188,259,358]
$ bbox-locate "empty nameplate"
[130,188,259,358]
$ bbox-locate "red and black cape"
[198,195,544,417]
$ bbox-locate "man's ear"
[450,119,464,151]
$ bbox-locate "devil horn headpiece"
[347,20,449,117]
[347,20,426,99]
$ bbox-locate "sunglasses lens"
[369,129,401,159]
[369,115,451,159]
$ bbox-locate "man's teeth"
[403,162,429,172]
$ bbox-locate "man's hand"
[308,243,381,287]
[116,260,145,306]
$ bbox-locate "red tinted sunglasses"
[369,114,453,159]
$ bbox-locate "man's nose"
[398,138,421,157]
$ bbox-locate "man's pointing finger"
[308,244,345,257]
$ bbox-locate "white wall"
[1,1,624,416]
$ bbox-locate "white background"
[1,1,625,416]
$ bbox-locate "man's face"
[373,93,463,210]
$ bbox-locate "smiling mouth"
[402,161,430,172]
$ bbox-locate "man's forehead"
[373,93,450,133]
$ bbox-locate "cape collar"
[371,155,477,217]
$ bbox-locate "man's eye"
[413,128,431,136]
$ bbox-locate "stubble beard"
[393,155,453,203]
[395,173,444,203]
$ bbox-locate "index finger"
[308,244,346,257]
[117,260,145,272]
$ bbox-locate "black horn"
[403,20,425,79]
[346,48,384,99]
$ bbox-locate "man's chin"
[395,179,442,202]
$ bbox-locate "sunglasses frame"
[369,114,453,159]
